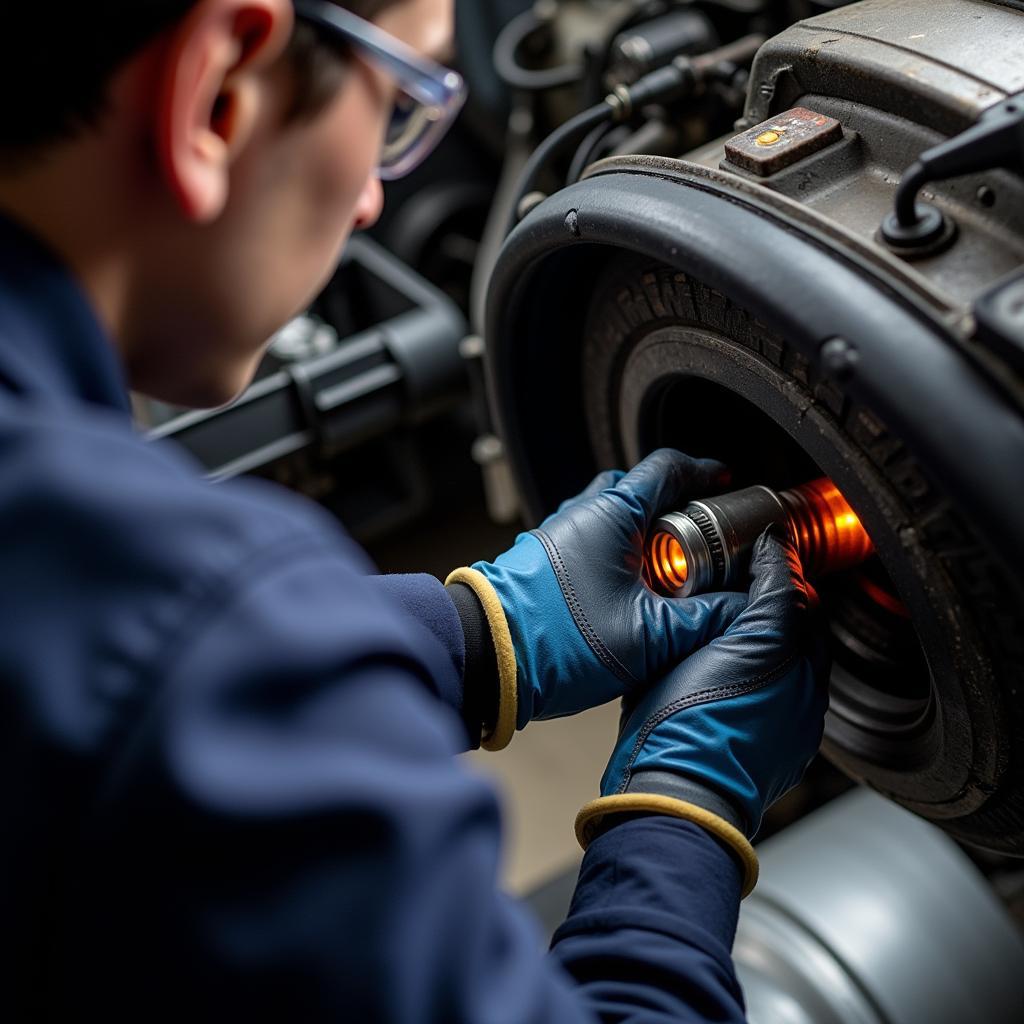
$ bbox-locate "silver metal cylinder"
[735,788,1024,1024]
[651,509,716,596]
[652,485,787,597]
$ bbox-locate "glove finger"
[712,529,809,663]
[644,589,749,672]
[615,448,731,529]
[554,469,626,515]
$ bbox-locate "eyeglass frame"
[291,0,467,180]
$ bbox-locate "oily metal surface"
[744,0,1024,133]
[796,0,1024,97]
[665,2,1024,315]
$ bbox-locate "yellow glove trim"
[445,567,518,752]
[575,795,760,898]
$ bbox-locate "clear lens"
[379,91,446,177]
[292,3,466,180]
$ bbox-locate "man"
[0,1,828,1019]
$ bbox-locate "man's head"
[0,0,456,407]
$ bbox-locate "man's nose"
[353,176,384,231]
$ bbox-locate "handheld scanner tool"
[648,478,873,597]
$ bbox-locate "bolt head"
[821,337,860,379]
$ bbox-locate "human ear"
[155,0,293,223]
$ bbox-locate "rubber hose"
[894,161,930,227]
[493,9,584,93]
[504,102,614,237]
[566,122,615,186]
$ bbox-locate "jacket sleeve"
[363,576,750,1023]
[370,572,498,749]
[549,815,748,1023]
[48,542,597,1024]
[369,572,468,719]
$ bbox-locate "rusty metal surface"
[744,0,1024,134]
[724,106,843,176]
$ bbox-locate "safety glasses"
[292,0,466,180]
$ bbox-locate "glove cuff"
[445,567,518,751]
[575,795,759,898]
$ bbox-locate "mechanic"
[0,0,828,1020]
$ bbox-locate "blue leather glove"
[575,529,830,897]
[446,449,748,750]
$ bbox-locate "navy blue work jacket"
[0,214,746,1022]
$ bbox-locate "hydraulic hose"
[504,34,766,238]
[884,90,1024,246]
[893,160,933,228]
[493,7,584,93]
[567,122,616,186]
[505,102,616,235]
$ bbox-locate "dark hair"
[1,1,399,159]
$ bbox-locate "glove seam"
[532,527,636,686]
[445,567,518,751]
[618,651,800,794]
[575,795,759,897]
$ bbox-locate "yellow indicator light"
[756,130,782,146]
[649,531,689,594]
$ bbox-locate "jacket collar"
[0,212,131,415]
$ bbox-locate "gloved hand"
[575,529,830,897]
[446,449,748,750]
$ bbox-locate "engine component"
[649,478,872,597]
[723,106,843,177]
[606,8,717,86]
[505,32,766,237]
[735,787,1024,1024]
[883,89,1024,255]
[471,1,764,330]
[484,0,1024,851]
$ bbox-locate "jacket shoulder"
[0,401,377,750]
[0,401,361,569]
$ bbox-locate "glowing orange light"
[649,531,689,593]
[645,476,875,597]
[857,573,910,618]
[781,478,874,578]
